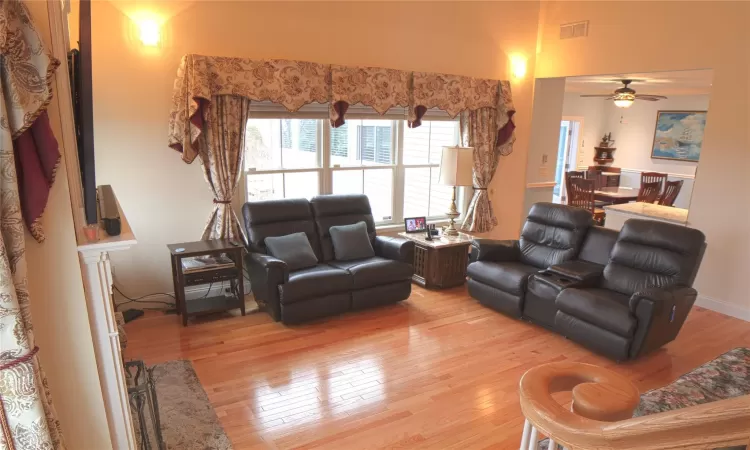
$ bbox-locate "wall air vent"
[560,21,589,39]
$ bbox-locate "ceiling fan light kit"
[580,79,667,107]
[614,94,635,108]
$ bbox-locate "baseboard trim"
[695,295,750,322]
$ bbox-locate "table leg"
[175,256,188,326]
[237,250,246,316]
[170,254,180,315]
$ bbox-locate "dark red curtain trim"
[13,111,60,237]
[495,109,516,148]
[330,101,349,128]
[408,105,427,128]
[169,97,209,155]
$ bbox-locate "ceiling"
[565,70,713,96]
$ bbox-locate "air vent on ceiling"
[560,21,589,39]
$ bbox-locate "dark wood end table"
[167,240,245,326]
[398,232,474,289]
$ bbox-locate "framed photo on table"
[404,216,427,233]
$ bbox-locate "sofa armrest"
[629,285,697,314]
[373,236,414,264]
[628,285,698,359]
[548,260,604,285]
[245,252,289,321]
[470,239,520,263]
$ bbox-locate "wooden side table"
[167,240,245,326]
[397,232,474,289]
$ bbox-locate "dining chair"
[568,177,605,225]
[637,181,662,203]
[658,180,684,207]
[564,171,585,204]
[640,172,668,199]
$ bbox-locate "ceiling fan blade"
[635,95,668,100]
[580,94,615,98]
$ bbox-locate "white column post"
[79,235,138,450]
[528,426,538,450]
[520,419,532,450]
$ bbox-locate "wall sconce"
[137,18,160,46]
[509,54,527,79]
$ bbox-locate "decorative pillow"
[264,232,318,271]
[329,221,375,261]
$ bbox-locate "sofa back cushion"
[310,194,376,261]
[602,219,706,295]
[242,198,321,260]
[264,232,319,271]
[329,221,376,261]
[519,203,593,269]
[578,226,619,265]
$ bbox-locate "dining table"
[594,186,639,204]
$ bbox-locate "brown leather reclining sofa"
[467,202,706,361]
[243,194,415,324]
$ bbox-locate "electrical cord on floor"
[113,285,176,311]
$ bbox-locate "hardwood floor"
[124,285,750,449]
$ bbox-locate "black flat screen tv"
[67,0,97,225]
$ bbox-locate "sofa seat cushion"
[556,288,636,337]
[328,257,412,289]
[279,264,352,304]
[467,261,538,296]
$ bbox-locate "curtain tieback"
[474,187,488,190]
[213,199,232,204]
[0,346,39,371]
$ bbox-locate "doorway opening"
[553,117,582,203]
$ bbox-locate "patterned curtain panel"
[460,81,516,233]
[0,1,65,449]
[168,55,329,163]
[329,65,410,127]
[198,95,252,241]
[409,72,499,127]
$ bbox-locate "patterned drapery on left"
[198,95,251,241]
[0,1,65,449]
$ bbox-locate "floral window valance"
[329,65,410,127]
[168,54,516,163]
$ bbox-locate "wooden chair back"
[637,181,661,203]
[564,171,586,203]
[568,177,596,213]
[640,172,667,197]
[658,180,684,207]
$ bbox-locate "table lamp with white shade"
[439,146,474,236]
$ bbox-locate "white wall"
[603,95,708,176]
[23,2,112,448]
[561,92,709,209]
[561,93,607,167]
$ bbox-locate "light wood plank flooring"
[124,285,750,449]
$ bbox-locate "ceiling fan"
[580,79,667,108]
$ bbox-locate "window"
[244,118,463,225]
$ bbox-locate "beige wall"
[522,77,565,217]
[24,2,111,448]
[536,1,750,319]
[91,1,540,299]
